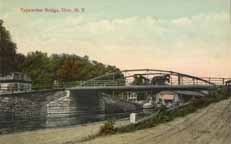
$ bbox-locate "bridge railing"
[61,69,231,88]
[63,80,126,88]
[64,79,212,88]
[201,77,231,86]
[62,77,231,88]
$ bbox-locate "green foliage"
[99,120,116,135]
[117,92,229,134]
[213,87,230,99]
[22,52,53,86]
[19,52,121,89]
[0,20,121,88]
[0,20,18,75]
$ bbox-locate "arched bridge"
[65,69,228,93]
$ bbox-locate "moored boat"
[143,100,154,109]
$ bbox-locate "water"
[0,91,138,134]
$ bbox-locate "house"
[155,91,182,108]
[0,72,32,93]
[127,92,138,102]
[155,90,209,108]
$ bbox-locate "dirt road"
[82,98,231,144]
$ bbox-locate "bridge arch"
[79,69,216,87]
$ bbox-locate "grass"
[116,90,229,134]
[99,120,116,135]
[81,88,230,142]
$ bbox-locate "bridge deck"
[68,85,216,92]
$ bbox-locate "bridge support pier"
[178,75,183,85]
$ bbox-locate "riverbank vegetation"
[22,52,121,89]
[0,20,121,89]
[116,91,229,134]
[82,88,230,141]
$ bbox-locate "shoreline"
[0,98,230,144]
[0,117,130,144]
[0,116,130,135]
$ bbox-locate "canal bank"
[80,97,231,144]
[0,89,144,134]
[0,89,67,134]
[0,97,230,144]
[0,118,130,144]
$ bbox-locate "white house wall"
[0,82,32,92]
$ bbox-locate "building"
[0,72,32,93]
[155,90,209,108]
[126,92,138,102]
[155,91,182,108]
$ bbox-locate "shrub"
[99,120,116,135]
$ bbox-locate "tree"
[57,57,81,81]
[0,20,122,89]
[14,53,26,72]
[0,20,17,76]
[22,51,54,88]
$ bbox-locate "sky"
[0,0,230,77]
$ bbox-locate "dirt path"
[0,119,129,144]
[81,98,231,144]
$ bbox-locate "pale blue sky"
[0,0,230,77]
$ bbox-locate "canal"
[0,90,144,134]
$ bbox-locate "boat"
[143,100,155,109]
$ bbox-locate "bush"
[117,92,230,134]
[99,120,116,135]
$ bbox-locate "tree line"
[0,20,121,87]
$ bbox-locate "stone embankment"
[0,90,66,114]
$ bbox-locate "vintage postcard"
[0,0,230,144]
